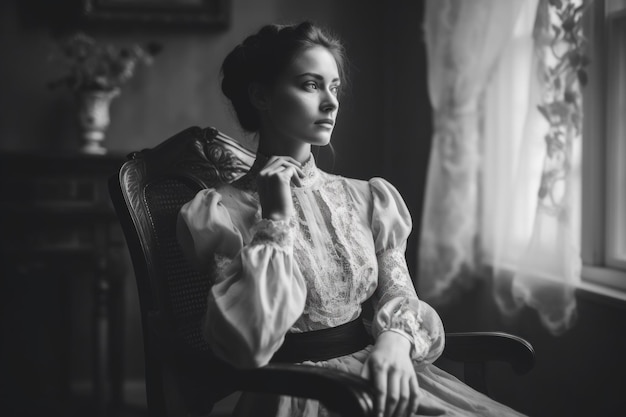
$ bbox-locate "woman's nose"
[321,89,338,113]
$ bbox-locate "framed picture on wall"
[82,0,230,28]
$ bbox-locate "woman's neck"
[257,133,311,164]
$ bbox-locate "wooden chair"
[108,126,535,417]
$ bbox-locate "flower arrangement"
[48,32,163,92]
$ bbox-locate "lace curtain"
[484,0,582,334]
[418,0,581,334]
[418,0,526,296]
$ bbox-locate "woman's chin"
[308,133,333,147]
[315,139,332,147]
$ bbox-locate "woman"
[177,22,527,417]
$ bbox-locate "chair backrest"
[109,126,255,417]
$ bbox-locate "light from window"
[581,0,626,294]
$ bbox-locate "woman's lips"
[315,119,334,127]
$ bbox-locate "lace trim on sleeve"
[383,299,433,361]
[210,218,295,286]
[375,245,435,360]
[250,218,296,248]
[376,245,418,301]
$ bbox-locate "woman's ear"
[249,82,270,111]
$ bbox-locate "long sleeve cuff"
[374,297,445,363]
[250,218,296,248]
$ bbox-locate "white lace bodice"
[177,155,445,368]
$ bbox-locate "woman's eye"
[304,82,318,90]
[330,86,340,96]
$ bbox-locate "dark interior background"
[0,1,624,416]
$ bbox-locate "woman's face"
[260,46,340,148]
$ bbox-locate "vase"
[76,88,120,155]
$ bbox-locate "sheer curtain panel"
[418,0,525,299]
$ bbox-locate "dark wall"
[0,0,386,182]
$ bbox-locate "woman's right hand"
[256,156,305,221]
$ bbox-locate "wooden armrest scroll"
[443,332,535,374]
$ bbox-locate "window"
[581,0,626,295]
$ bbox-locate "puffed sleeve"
[177,189,307,369]
[369,178,445,364]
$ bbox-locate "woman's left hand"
[361,331,443,417]
[361,331,417,417]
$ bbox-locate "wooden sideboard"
[0,152,129,417]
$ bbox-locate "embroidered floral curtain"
[484,0,582,334]
[418,0,582,334]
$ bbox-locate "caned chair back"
[109,126,255,416]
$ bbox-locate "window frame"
[581,0,626,294]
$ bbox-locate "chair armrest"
[145,314,374,416]
[443,332,535,374]
[230,364,375,417]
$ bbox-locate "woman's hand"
[256,156,305,221]
[361,331,444,417]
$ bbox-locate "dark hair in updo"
[221,21,347,132]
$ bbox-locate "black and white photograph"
[0,1,624,416]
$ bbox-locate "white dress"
[177,155,527,417]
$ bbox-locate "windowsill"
[578,265,626,305]
[482,262,626,305]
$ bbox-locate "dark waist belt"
[270,316,373,363]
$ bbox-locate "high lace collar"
[237,153,322,190]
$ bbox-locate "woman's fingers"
[262,165,302,188]
[262,156,305,179]
[256,155,307,220]
[364,357,428,417]
[266,155,302,168]
[285,166,303,187]
[385,369,401,417]
[259,159,305,186]
[408,375,420,416]
[391,375,410,417]
[372,361,388,417]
